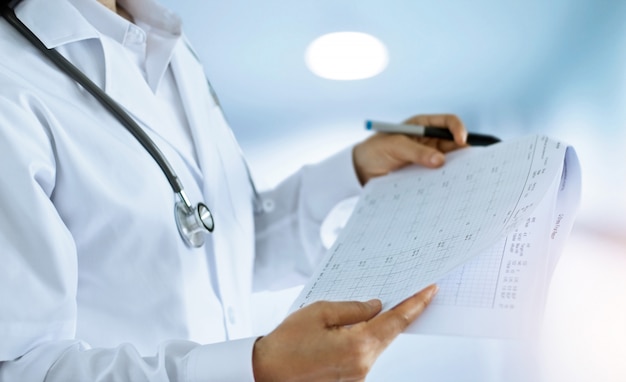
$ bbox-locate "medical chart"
[291,135,581,338]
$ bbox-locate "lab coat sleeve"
[0,95,259,381]
[1,338,257,382]
[253,146,363,291]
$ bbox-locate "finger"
[434,139,464,153]
[313,299,383,327]
[366,284,438,346]
[391,135,446,168]
[404,114,467,146]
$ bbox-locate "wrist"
[252,336,269,382]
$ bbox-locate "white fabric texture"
[0,0,362,380]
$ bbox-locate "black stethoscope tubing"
[2,6,185,197]
[1,4,221,247]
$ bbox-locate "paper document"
[291,135,581,338]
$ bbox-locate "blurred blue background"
[162,1,625,381]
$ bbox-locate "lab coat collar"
[68,0,132,47]
[14,0,188,154]
[15,0,182,93]
[69,0,182,92]
[16,0,182,47]
[119,0,182,36]
[15,0,99,49]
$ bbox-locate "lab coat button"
[262,199,275,213]
[127,27,146,44]
[227,306,236,324]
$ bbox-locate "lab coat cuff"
[186,337,257,382]
[305,146,363,212]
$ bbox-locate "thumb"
[319,299,382,327]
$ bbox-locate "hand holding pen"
[353,114,473,184]
[366,118,500,146]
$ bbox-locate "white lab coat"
[0,0,361,380]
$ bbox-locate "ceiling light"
[305,32,389,81]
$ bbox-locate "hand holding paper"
[292,135,580,338]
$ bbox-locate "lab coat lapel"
[168,44,221,217]
[170,46,256,338]
[99,38,175,149]
[20,0,168,147]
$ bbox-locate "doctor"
[0,0,467,380]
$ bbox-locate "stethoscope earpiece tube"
[2,8,184,194]
[1,6,214,247]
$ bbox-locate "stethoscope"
[1,2,264,248]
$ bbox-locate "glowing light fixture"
[305,32,389,80]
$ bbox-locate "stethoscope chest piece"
[175,201,215,248]
[0,5,268,250]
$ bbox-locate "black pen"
[365,120,501,146]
